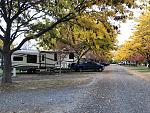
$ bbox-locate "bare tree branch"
[11,29,29,43]
[0,25,5,33]
[10,12,44,44]
[0,0,8,21]
[6,0,13,18]
[79,47,90,59]
[11,0,95,53]
[11,0,44,21]
[11,12,74,53]
[11,2,31,21]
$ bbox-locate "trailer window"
[27,55,37,63]
[42,55,45,61]
[13,56,23,61]
[69,53,74,59]
[54,53,57,61]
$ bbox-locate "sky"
[117,19,136,45]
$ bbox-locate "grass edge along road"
[123,65,150,80]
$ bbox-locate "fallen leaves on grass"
[0,78,92,92]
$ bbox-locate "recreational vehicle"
[11,50,76,73]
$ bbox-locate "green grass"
[126,66,150,72]
[123,65,134,67]
[0,69,28,77]
[138,69,150,72]
[0,69,2,77]
[0,77,92,92]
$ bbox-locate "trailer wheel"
[27,69,32,74]
[27,69,36,74]
[33,69,36,73]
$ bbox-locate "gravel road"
[0,65,150,113]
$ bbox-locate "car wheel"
[79,68,83,72]
[99,68,103,72]
[75,69,78,72]
[27,69,33,74]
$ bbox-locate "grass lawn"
[0,69,30,77]
[0,73,92,92]
[0,69,2,77]
[124,65,150,72]
[0,79,88,91]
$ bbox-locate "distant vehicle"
[70,61,104,72]
[118,62,125,65]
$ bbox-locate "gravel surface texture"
[0,64,150,113]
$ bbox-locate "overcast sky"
[117,19,136,45]
[117,6,144,45]
[117,0,150,45]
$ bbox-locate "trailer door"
[40,54,46,69]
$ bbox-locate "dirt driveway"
[0,65,150,113]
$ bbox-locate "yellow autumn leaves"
[114,11,150,64]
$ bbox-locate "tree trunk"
[77,55,82,64]
[77,56,80,64]
[2,52,12,84]
[148,60,150,69]
[135,61,138,67]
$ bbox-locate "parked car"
[70,61,104,72]
[100,62,110,66]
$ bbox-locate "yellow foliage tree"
[115,10,150,67]
[57,13,117,63]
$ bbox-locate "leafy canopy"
[114,10,150,63]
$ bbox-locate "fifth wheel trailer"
[10,50,75,73]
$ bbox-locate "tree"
[114,41,133,62]
[0,0,135,83]
[0,0,97,83]
[114,39,147,66]
[114,10,150,67]
[132,11,150,67]
[37,12,117,63]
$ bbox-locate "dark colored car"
[100,62,110,66]
[70,61,104,72]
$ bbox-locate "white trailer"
[11,50,75,73]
